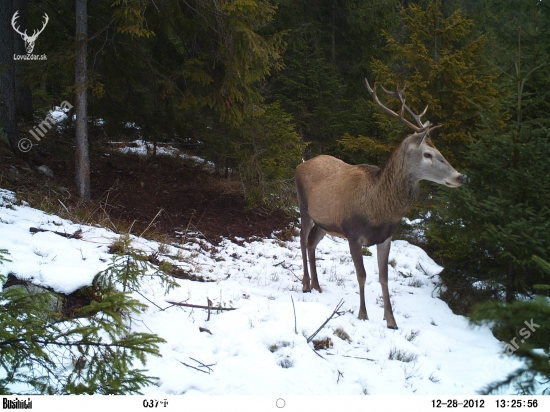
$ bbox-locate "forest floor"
[0,132,294,244]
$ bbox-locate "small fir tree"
[469,257,550,395]
[0,247,167,394]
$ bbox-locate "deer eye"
[423,153,432,159]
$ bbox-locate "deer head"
[12,11,49,54]
[365,79,462,187]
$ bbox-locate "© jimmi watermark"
[18,101,73,153]
[11,10,48,61]
[503,318,540,356]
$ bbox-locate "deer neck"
[374,145,420,221]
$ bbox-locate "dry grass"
[405,329,420,343]
[388,346,418,363]
[333,327,352,342]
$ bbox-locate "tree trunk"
[75,0,90,201]
[331,0,336,66]
[0,0,19,151]
[13,0,33,121]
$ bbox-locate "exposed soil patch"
[1,133,294,244]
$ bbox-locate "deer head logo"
[11,11,49,54]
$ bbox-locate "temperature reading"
[143,399,169,408]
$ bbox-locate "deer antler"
[11,10,27,38]
[27,13,49,41]
[365,79,439,133]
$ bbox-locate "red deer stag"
[294,79,464,329]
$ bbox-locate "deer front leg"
[377,237,397,329]
[349,240,368,320]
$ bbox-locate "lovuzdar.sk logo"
[11,10,48,61]
[2,398,32,410]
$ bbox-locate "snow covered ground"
[0,187,522,395]
[112,140,216,170]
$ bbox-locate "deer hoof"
[357,311,369,320]
[387,325,399,330]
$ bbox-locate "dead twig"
[418,262,436,279]
[176,359,209,374]
[306,299,345,344]
[199,326,212,335]
[166,300,236,311]
[181,209,196,245]
[311,347,327,360]
[29,227,82,239]
[325,353,375,362]
[206,298,212,321]
[291,296,297,335]
[274,260,302,282]
[57,199,70,214]
[189,357,215,373]
[285,265,302,283]
[139,207,164,238]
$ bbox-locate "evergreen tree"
[0,248,165,394]
[267,0,400,157]
[233,102,306,210]
[426,18,550,311]
[469,257,550,395]
[0,0,18,152]
[370,0,501,165]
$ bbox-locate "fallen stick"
[291,296,297,334]
[325,353,375,362]
[306,299,345,344]
[176,359,209,374]
[166,300,237,311]
[29,227,82,239]
[206,298,212,321]
[189,357,215,373]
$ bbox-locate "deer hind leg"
[307,224,325,292]
[377,237,397,329]
[299,212,314,292]
[349,239,368,320]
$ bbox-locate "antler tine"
[365,78,424,133]
[29,13,49,40]
[11,10,26,37]
[380,83,430,129]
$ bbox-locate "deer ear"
[417,130,429,147]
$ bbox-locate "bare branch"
[306,299,345,344]
[165,300,236,311]
[291,296,297,335]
